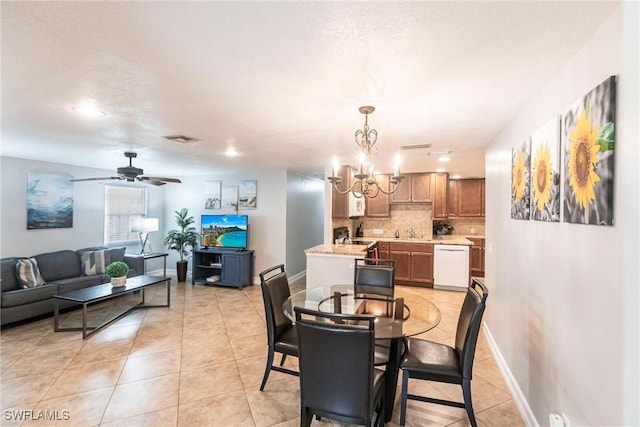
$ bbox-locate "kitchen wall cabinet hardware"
[365,174,391,218]
[447,178,485,218]
[468,237,485,277]
[389,242,434,287]
[192,248,254,289]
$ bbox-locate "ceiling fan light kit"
[328,106,405,199]
[70,152,182,186]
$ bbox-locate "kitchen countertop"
[305,244,369,256]
[367,236,474,246]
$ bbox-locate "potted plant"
[433,220,454,236]
[164,208,199,282]
[106,261,129,287]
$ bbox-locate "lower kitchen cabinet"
[389,242,434,287]
[468,237,485,277]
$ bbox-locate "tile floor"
[1,277,524,426]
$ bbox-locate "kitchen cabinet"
[378,241,390,260]
[390,173,432,203]
[192,248,254,289]
[365,174,390,218]
[389,242,434,287]
[431,172,449,219]
[448,178,485,218]
[332,165,365,219]
[468,237,485,277]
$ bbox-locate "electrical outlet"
[373,229,384,235]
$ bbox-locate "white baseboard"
[483,323,538,427]
[288,270,306,284]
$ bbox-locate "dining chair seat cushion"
[401,338,462,383]
[274,325,298,353]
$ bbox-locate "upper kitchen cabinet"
[390,173,432,203]
[448,178,485,218]
[331,165,367,218]
[431,172,449,219]
[365,174,391,218]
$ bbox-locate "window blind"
[104,185,147,245]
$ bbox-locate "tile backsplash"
[333,205,485,239]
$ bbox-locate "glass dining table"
[283,284,441,422]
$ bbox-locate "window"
[104,185,147,245]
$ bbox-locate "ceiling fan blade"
[70,176,123,182]
[140,176,182,183]
[145,180,167,186]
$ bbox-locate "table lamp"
[130,218,159,254]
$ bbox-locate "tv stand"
[192,248,254,289]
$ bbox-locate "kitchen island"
[305,244,368,289]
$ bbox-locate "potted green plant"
[164,208,199,282]
[433,220,454,236]
[106,261,129,287]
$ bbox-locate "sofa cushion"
[1,284,58,308]
[109,247,126,263]
[1,258,20,292]
[53,275,104,293]
[34,250,81,282]
[15,258,46,288]
[80,250,108,275]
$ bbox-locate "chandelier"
[328,106,404,198]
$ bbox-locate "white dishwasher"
[434,244,470,291]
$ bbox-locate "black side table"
[126,252,168,277]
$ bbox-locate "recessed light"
[225,146,238,157]
[438,156,450,162]
[436,168,446,173]
[71,106,105,117]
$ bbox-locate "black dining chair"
[294,306,385,427]
[354,257,397,367]
[258,264,298,391]
[354,258,396,298]
[399,279,489,427]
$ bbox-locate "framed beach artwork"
[222,185,238,211]
[511,139,531,220]
[27,171,73,229]
[530,116,561,222]
[204,180,221,210]
[562,76,616,226]
[239,179,257,209]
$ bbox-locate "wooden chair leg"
[259,348,275,391]
[462,378,477,427]
[399,369,409,426]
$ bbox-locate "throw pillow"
[15,258,46,288]
[81,250,107,276]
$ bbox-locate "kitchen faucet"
[405,227,416,239]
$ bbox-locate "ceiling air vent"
[163,134,200,143]
[399,143,431,150]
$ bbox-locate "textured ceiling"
[1,1,619,179]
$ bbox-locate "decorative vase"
[111,276,127,287]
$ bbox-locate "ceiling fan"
[70,152,182,186]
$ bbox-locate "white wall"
[162,169,288,284]
[485,4,639,426]
[285,172,324,278]
[0,156,165,270]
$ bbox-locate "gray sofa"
[1,247,143,326]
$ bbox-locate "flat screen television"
[201,214,249,249]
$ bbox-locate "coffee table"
[53,275,171,339]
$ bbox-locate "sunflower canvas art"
[530,117,561,222]
[563,76,615,225]
[511,139,531,220]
